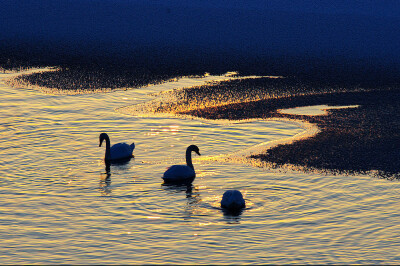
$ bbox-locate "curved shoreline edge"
[2,67,160,95]
[198,117,320,168]
[1,68,320,172]
[7,67,399,178]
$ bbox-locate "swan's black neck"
[186,147,194,170]
[100,133,111,160]
[104,138,111,160]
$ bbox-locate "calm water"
[1,71,400,264]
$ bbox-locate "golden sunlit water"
[278,104,360,116]
[1,70,400,264]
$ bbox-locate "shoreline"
[3,66,281,96]
[197,117,320,170]
[2,68,321,174]
[4,67,400,178]
[2,67,176,95]
[121,75,400,178]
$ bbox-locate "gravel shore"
[3,51,400,178]
[178,78,400,178]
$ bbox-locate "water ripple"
[1,70,400,264]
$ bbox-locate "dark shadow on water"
[105,161,111,174]
[99,163,112,196]
[106,155,134,166]
[222,208,244,224]
[99,159,135,196]
[161,183,195,198]
[103,157,135,172]
[161,177,195,186]
[161,183,201,219]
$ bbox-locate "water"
[279,104,360,116]
[1,70,400,264]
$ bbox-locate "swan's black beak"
[99,139,103,147]
[196,151,201,156]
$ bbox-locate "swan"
[99,133,135,162]
[162,145,201,184]
[221,190,246,211]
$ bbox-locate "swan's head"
[99,133,109,147]
[130,142,135,151]
[188,144,201,156]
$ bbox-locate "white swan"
[162,145,201,184]
[221,190,246,210]
[99,133,135,162]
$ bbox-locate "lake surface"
[1,70,400,264]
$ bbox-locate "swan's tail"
[130,143,135,151]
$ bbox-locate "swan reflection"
[221,207,244,224]
[162,183,202,219]
[99,162,112,196]
[99,172,112,196]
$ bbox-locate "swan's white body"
[99,133,135,162]
[221,190,246,210]
[162,145,201,184]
